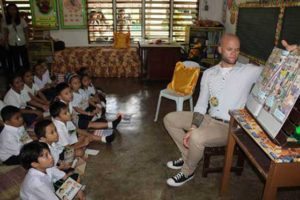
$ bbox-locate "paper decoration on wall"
[30,0,58,29]
[59,0,87,29]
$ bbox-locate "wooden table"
[220,109,300,200]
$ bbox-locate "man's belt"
[211,116,229,124]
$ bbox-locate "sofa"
[51,47,141,78]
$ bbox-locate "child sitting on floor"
[66,73,121,131]
[33,60,57,101]
[55,82,116,143]
[80,73,106,116]
[34,119,72,171]
[19,141,85,200]
[4,73,43,126]
[0,106,32,165]
[77,67,106,104]
[21,70,49,112]
[22,69,50,108]
[50,101,89,158]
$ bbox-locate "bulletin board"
[59,0,87,29]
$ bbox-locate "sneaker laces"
[173,172,185,181]
[173,158,183,165]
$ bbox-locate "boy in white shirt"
[34,119,72,171]
[33,60,57,101]
[19,141,85,200]
[50,101,89,158]
[0,105,32,165]
[56,82,116,143]
[4,73,43,125]
[22,69,50,110]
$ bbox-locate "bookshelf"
[185,26,224,68]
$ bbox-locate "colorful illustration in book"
[232,109,300,163]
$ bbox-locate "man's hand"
[183,130,193,149]
[282,40,298,52]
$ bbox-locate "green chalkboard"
[279,6,300,48]
[236,7,280,62]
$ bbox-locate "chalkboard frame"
[236,2,300,64]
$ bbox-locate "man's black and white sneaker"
[167,158,184,169]
[167,172,194,187]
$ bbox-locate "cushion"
[113,32,130,49]
[167,62,200,95]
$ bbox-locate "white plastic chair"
[154,61,201,122]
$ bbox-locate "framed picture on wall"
[30,0,59,29]
[59,0,87,29]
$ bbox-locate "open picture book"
[246,47,300,140]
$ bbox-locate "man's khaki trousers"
[164,111,229,176]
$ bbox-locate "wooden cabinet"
[139,42,182,80]
[185,26,224,67]
[28,40,54,66]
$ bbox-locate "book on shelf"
[246,47,300,140]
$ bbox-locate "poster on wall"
[30,0,58,29]
[59,0,87,29]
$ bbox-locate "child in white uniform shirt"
[80,73,106,116]
[0,106,32,165]
[33,60,57,101]
[77,67,106,103]
[56,82,116,143]
[4,73,43,125]
[50,101,90,158]
[35,119,72,171]
[19,141,85,200]
[66,74,121,131]
[22,69,50,110]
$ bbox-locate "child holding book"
[19,141,85,200]
[4,73,43,125]
[0,106,32,165]
[34,119,72,170]
[55,82,116,143]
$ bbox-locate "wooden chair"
[202,145,245,177]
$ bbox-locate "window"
[87,0,199,44]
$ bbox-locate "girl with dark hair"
[3,3,29,73]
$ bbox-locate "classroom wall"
[50,0,258,47]
[50,29,89,47]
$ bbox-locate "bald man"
[164,35,299,187]
[164,33,263,187]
